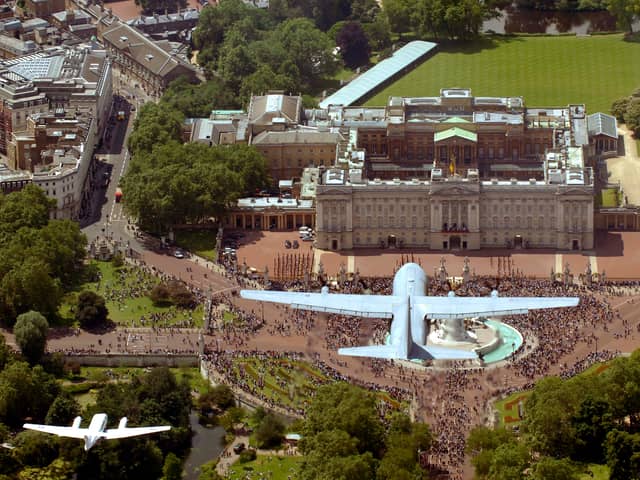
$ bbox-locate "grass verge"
[228,455,303,480]
[367,35,640,113]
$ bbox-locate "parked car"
[174,249,185,259]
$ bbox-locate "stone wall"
[63,354,198,368]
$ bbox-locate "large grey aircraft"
[240,262,579,361]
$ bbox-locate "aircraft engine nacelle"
[118,417,128,430]
[72,416,82,429]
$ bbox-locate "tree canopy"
[14,311,49,365]
[122,141,269,233]
[0,186,86,327]
[468,350,640,479]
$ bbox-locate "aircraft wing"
[22,424,87,440]
[240,290,399,318]
[103,426,170,440]
[415,296,579,319]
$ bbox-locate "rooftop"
[319,40,437,109]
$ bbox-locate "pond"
[483,5,640,34]
[183,412,226,480]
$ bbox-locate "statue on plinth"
[462,256,470,284]
[585,261,592,286]
[438,257,448,285]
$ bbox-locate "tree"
[0,335,12,371]
[13,430,59,468]
[0,257,62,326]
[337,22,371,69]
[0,362,59,426]
[45,392,81,426]
[623,97,640,136]
[302,383,384,456]
[605,429,640,480]
[378,415,432,480]
[611,96,631,121]
[149,284,172,306]
[363,14,392,50]
[487,441,531,480]
[75,291,109,330]
[127,103,184,156]
[14,311,49,364]
[254,413,285,449]
[605,0,640,32]
[383,0,413,36]
[571,396,614,463]
[0,185,53,243]
[531,457,579,480]
[162,452,182,480]
[300,429,376,480]
[274,18,339,86]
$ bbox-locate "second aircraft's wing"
[240,290,399,318]
[22,424,87,439]
[415,296,579,319]
[103,426,170,440]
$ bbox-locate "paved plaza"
[235,229,640,280]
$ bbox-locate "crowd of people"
[60,238,640,479]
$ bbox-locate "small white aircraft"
[23,413,171,451]
[240,262,579,361]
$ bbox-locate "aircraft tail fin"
[338,345,403,359]
[410,343,478,360]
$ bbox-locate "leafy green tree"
[605,429,640,480]
[0,257,62,326]
[623,97,640,136]
[523,376,581,457]
[384,0,413,36]
[14,311,49,364]
[163,77,238,117]
[0,362,59,426]
[0,185,53,243]
[611,96,631,121]
[531,457,579,480]
[75,291,109,330]
[487,441,531,480]
[571,396,614,463]
[13,430,59,467]
[199,384,235,414]
[274,18,339,86]
[254,413,285,449]
[302,383,385,456]
[377,415,432,480]
[605,0,640,32]
[301,429,376,480]
[363,14,392,50]
[162,452,182,480]
[77,439,164,480]
[337,22,371,68]
[0,335,12,371]
[127,103,184,156]
[45,391,81,426]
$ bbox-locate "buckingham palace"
[311,88,616,251]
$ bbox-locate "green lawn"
[596,188,623,208]
[493,391,532,427]
[59,261,203,327]
[228,455,302,480]
[228,357,405,413]
[366,35,640,113]
[174,229,217,261]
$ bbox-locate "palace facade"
[311,89,605,251]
